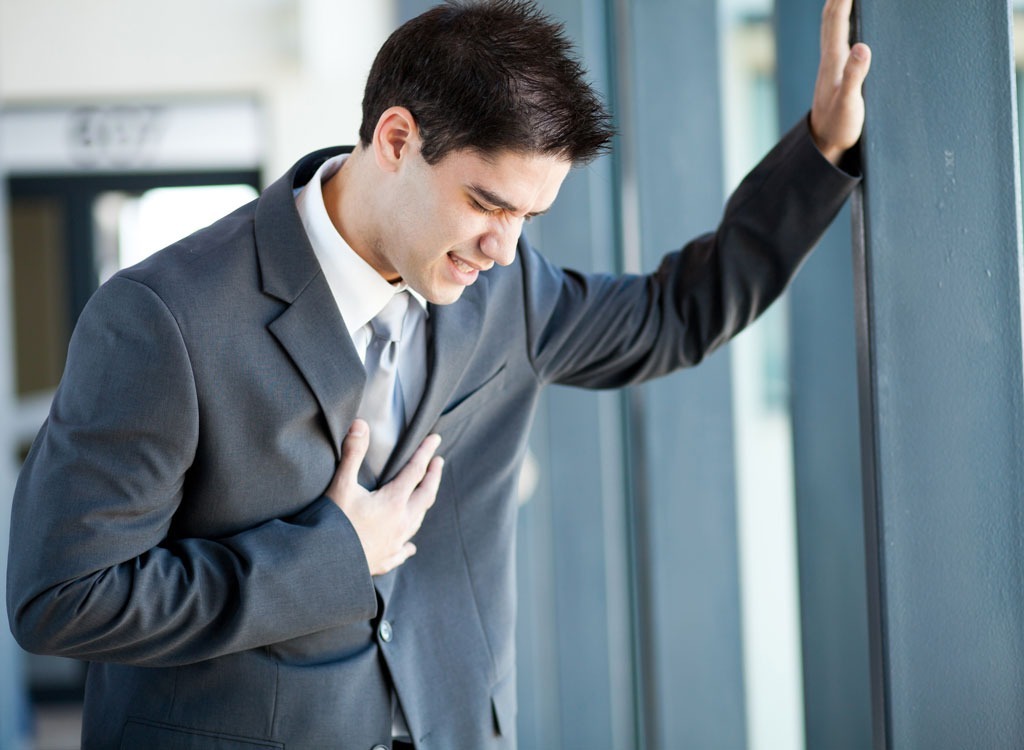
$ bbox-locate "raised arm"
[526,0,870,387]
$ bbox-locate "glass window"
[94,183,258,281]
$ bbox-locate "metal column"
[774,1,872,748]
[854,2,1024,747]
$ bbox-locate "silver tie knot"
[370,292,408,343]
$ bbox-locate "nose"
[478,219,521,267]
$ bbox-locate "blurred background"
[0,1,1023,749]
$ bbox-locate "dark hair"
[359,0,614,165]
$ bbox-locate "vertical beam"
[775,1,873,748]
[855,2,1024,747]
[625,1,746,747]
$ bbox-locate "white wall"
[0,0,396,174]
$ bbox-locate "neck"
[324,148,398,283]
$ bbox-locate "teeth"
[451,254,474,273]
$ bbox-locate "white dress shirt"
[295,153,429,431]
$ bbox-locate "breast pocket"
[433,364,507,439]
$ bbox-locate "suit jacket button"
[371,745,389,750]
[378,619,393,643]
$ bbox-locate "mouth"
[447,252,490,279]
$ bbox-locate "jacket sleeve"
[6,275,377,667]
[524,116,860,388]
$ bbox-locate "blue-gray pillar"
[624,1,746,747]
[855,2,1024,747]
[774,1,872,748]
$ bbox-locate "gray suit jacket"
[7,118,857,749]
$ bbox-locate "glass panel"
[94,184,258,282]
[9,195,71,396]
[721,2,806,749]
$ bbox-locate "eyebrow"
[468,183,551,219]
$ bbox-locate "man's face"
[370,146,572,305]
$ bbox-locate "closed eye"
[470,198,502,216]
[470,198,535,222]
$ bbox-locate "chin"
[406,277,464,306]
[428,285,467,306]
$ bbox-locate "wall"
[0,0,394,175]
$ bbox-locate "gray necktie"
[358,292,409,483]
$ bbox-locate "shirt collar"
[295,153,427,337]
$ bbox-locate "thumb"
[841,42,871,97]
[337,419,370,489]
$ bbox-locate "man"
[7,0,870,747]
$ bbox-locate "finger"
[336,419,370,490]
[390,433,442,493]
[820,0,853,80]
[375,543,417,575]
[409,456,444,512]
[840,42,872,98]
[401,459,444,545]
[821,0,852,50]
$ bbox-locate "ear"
[371,106,421,173]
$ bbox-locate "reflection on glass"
[721,2,807,750]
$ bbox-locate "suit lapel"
[268,279,365,459]
[379,275,489,483]
[257,146,363,459]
